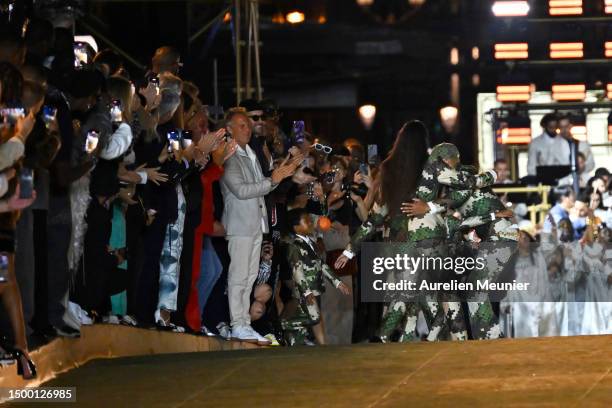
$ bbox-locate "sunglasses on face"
[249,115,265,122]
[312,143,332,154]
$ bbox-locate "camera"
[321,170,336,185]
[341,181,368,198]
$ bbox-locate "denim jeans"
[197,236,223,314]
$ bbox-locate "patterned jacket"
[287,234,343,298]
[408,160,497,241]
[451,166,518,241]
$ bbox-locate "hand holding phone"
[85,130,100,154]
[0,253,9,283]
[181,130,193,148]
[19,168,34,200]
[167,130,181,152]
[359,163,369,176]
[110,100,123,123]
[74,42,88,68]
[42,105,57,125]
[292,120,305,144]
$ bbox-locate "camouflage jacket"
[287,234,343,298]
[408,160,497,241]
[346,163,497,254]
[451,167,518,241]
[347,203,412,255]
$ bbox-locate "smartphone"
[167,130,181,152]
[42,105,57,126]
[149,76,160,95]
[359,163,369,176]
[367,144,378,164]
[19,167,34,199]
[85,130,99,153]
[73,42,88,68]
[0,107,25,127]
[181,130,193,148]
[0,253,8,283]
[110,99,122,123]
[292,120,305,144]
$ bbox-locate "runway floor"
[9,334,612,407]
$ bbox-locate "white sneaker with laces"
[231,325,258,343]
[245,326,272,346]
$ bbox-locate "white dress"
[581,243,612,335]
[502,249,559,338]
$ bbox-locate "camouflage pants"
[467,300,502,340]
[377,297,463,342]
[281,295,321,346]
[427,300,468,341]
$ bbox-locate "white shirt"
[296,234,316,253]
[99,123,133,160]
[527,132,572,176]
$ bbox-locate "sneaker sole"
[257,340,272,346]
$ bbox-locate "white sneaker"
[231,325,258,343]
[216,322,231,340]
[245,326,272,346]
[103,315,121,325]
[121,315,138,327]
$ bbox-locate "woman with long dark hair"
[335,120,433,342]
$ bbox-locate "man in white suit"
[221,108,299,344]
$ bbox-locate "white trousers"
[227,232,263,328]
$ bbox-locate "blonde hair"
[107,75,133,123]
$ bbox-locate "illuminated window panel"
[606,0,612,14]
[605,42,612,58]
[551,84,586,101]
[494,43,529,59]
[497,127,532,144]
[606,84,612,99]
[608,125,612,141]
[549,42,584,59]
[549,0,583,15]
[496,85,532,102]
[492,1,530,17]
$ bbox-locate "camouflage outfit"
[344,143,497,342]
[414,144,498,341]
[282,234,343,346]
[429,153,518,340]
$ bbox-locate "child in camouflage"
[281,208,351,345]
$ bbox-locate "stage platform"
[0,325,259,391]
[7,334,612,407]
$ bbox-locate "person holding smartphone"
[78,76,134,322]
